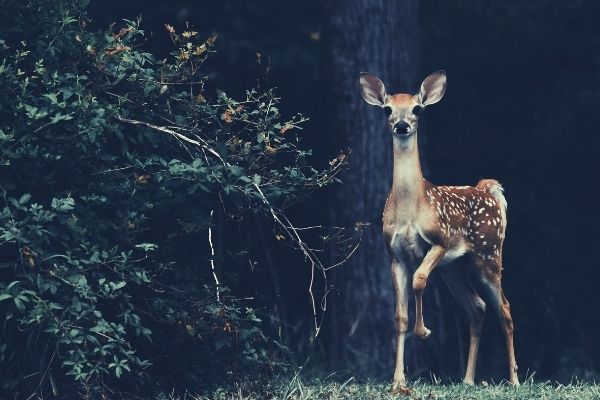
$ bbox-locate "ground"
[164,378,600,400]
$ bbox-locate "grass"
[162,376,600,400]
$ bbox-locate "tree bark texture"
[324,0,423,377]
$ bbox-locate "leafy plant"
[0,1,347,397]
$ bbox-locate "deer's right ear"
[359,74,387,107]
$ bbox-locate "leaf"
[18,193,31,204]
[43,93,59,104]
[111,281,126,291]
[49,113,73,124]
[51,196,75,211]
[135,243,158,252]
[0,293,12,302]
[13,297,25,311]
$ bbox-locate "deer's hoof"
[391,383,412,396]
[414,326,431,340]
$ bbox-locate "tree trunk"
[324,0,421,377]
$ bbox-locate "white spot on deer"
[478,208,485,214]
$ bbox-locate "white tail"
[359,71,518,392]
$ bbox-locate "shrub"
[0,1,345,396]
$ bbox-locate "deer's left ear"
[418,70,447,106]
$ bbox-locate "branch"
[253,183,323,336]
[252,183,364,337]
[115,115,229,166]
[208,209,221,303]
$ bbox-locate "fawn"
[359,71,518,393]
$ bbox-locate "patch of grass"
[164,376,600,400]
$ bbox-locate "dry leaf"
[279,123,293,134]
[176,50,189,61]
[22,246,36,267]
[185,324,195,335]
[194,44,207,56]
[104,45,130,57]
[136,174,151,184]
[206,34,218,46]
[265,145,277,154]
[221,109,234,123]
[113,27,132,40]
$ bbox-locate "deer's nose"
[393,121,410,135]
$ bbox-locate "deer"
[359,71,519,393]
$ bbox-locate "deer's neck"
[390,133,425,209]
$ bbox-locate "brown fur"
[387,93,416,108]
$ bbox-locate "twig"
[324,234,362,271]
[115,115,229,166]
[253,183,323,336]
[25,347,57,400]
[252,183,363,337]
[92,165,134,175]
[289,225,323,231]
[208,209,221,303]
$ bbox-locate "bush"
[0,1,345,396]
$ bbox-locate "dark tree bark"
[323,0,422,377]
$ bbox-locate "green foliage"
[0,1,343,397]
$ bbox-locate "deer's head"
[359,71,447,137]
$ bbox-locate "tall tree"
[324,0,425,377]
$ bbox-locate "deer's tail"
[477,179,507,226]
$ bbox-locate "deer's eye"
[384,107,392,116]
[412,106,423,116]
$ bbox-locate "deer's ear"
[419,70,447,106]
[359,74,387,107]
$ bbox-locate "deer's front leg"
[391,259,410,394]
[413,245,446,339]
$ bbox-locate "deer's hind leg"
[478,262,519,386]
[441,267,486,385]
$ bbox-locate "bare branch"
[115,115,229,166]
[208,209,221,303]
[253,183,322,336]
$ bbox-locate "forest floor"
[167,377,600,400]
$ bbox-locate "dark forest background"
[88,0,600,381]
[2,0,600,397]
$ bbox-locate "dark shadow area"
[86,0,600,382]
